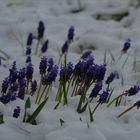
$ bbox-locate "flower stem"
[35,75,42,104]
[117,105,135,118]
[37,85,47,104]
[92,102,100,115]
[107,92,126,107]
[44,85,51,99]
[34,40,40,56]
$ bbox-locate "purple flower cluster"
[39,56,47,75]
[26,62,34,81]
[106,71,118,85]
[42,65,58,85]
[127,85,140,96]
[38,21,45,40]
[0,60,37,103]
[89,81,103,98]
[41,40,49,53]
[30,80,37,96]
[99,89,110,104]
[60,62,73,82]
[67,26,75,42]
[0,92,16,104]
[122,39,131,53]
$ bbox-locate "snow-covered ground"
[0,0,140,140]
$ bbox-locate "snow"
[0,0,140,140]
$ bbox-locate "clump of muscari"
[0,22,139,125]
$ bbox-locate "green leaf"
[0,113,4,124]
[88,104,94,122]
[25,97,31,109]
[78,102,88,113]
[77,90,86,113]
[26,97,48,124]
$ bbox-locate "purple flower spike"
[18,88,25,100]
[0,92,16,104]
[89,81,103,98]
[26,47,32,55]
[42,65,58,85]
[26,56,32,63]
[9,62,18,83]
[99,89,110,104]
[95,64,106,82]
[26,62,34,81]
[106,71,118,85]
[27,33,33,46]
[18,68,26,80]
[13,106,20,118]
[41,40,49,53]
[122,38,131,53]
[68,26,75,41]
[60,62,73,82]
[10,82,18,92]
[38,21,45,39]
[30,80,37,95]
[127,85,140,96]
[61,41,69,54]
[81,50,92,59]
[74,60,87,76]
[1,77,9,93]
[39,56,47,75]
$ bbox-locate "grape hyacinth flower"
[0,92,16,104]
[81,50,92,59]
[26,47,32,55]
[38,21,45,40]
[26,56,32,63]
[95,64,106,82]
[89,81,103,99]
[19,78,26,88]
[86,55,94,66]
[92,89,110,117]
[26,62,34,81]
[18,68,26,80]
[106,71,118,85]
[99,89,110,104]
[41,40,49,53]
[9,61,18,83]
[18,88,26,100]
[74,60,87,77]
[27,33,33,46]
[39,56,47,75]
[1,77,9,94]
[10,82,18,92]
[18,79,26,100]
[42,65,58,85]
[60,62,73,82]
[122,38,131,53]
[30,80,37,96]
[127,85,140,96]
[67,26,75,42]
[13,106,20,118]
[61,41,69,54]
